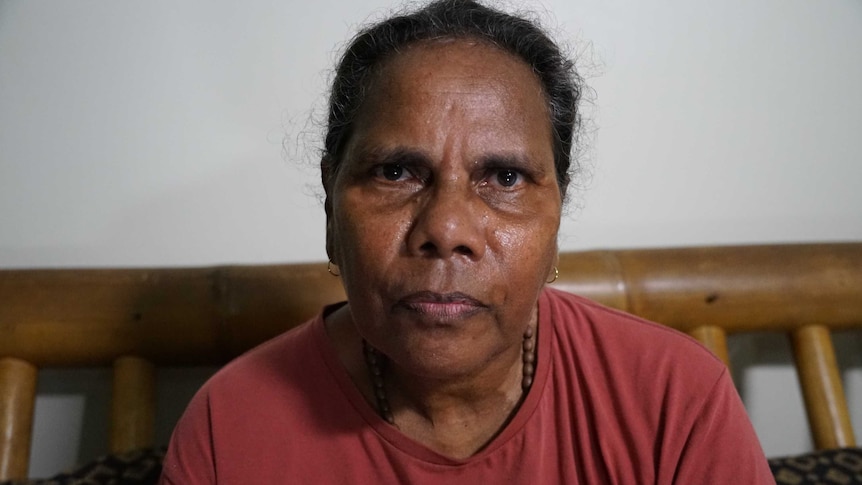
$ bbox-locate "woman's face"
[327,40,562,379]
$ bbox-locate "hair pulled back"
[322,0,583,199]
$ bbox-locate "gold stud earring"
[546,266,559,284]
[327,261,341,277]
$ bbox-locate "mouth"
[396,291,486,320]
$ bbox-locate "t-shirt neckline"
[311,289,554,466]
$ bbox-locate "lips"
[396,291,486,320]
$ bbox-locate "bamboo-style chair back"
[1,243,860,480]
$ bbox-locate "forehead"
[377,38,543,93]
[350,39,552,152]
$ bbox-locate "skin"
[323,39,562,458]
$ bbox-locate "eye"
[375,163,407,181]
[495,169,521,187]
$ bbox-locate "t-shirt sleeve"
[672,368,775,484]
[158,385,217,485]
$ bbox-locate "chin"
[388,334,504,380]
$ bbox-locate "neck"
[365,339,526,418]
[362,326,536,458]
[323,304,538,459]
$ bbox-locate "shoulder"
[200,312,328,402]
[161,310,343,483]
[537,289,773,479]
[542,287,723,364]
[540,287,727,398]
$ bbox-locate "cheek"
[494,204,560,252]
[331,196,409,270]
[491,209,560,282]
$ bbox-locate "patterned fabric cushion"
[0,447,165,485]
[769,448,862,484]
[4,446,862,484]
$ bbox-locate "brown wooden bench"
[1,243,860,481]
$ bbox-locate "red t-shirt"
[160,288,774,484]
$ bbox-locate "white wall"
[1,0,860,477]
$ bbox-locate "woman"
[160,1,773,482]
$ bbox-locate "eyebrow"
[350,144,546,176]
[476,153,533,169]
[475,152,549,180]
[351,145,432,168]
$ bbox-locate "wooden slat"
[555,249,630,311]
[612,244,862,333]
[0,358,38,481]
[0,243,859,361]
[0,263,347,366]
[790,325,856,450]
[111,356,156,453]
[688,325,730,368]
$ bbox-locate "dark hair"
[321,0,583,200]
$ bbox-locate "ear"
[325,218,337,265]
[321,156,337,264]
[547,244,560,281]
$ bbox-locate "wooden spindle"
[0,358,38,481]
[688,325,731,369]
[790,325,856,449]
[111,356,156,453]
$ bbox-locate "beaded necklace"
[362,325,537,426]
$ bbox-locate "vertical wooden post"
[688,325,731,369]
[111,356,156,453]
[791,325,856,449]
[0,358,38,481]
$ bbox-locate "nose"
[406,183,486,260]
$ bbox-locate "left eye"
[496,169,520,187]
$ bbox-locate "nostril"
[453,245,473,256]
[417,242,473,257]
[419,241,437,255]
